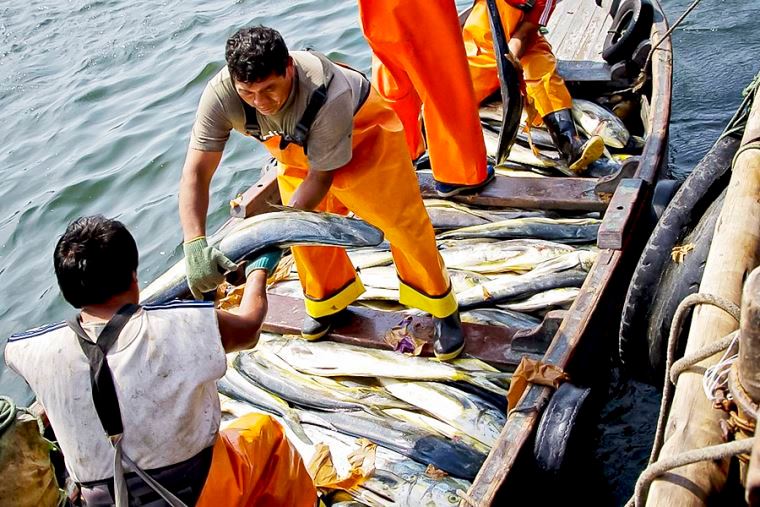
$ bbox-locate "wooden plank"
[647,80,760,507]
[545,0,579,55]
[261,294,539,369]
[230,163,281,218]
[418,172,607,211]
[467,248,622,503]
[557,60,612,83]
[597,178,644,250]
[575,5,610,62]
[552,0,601,61]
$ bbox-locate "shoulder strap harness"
[68,304,189,507]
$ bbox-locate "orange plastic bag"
[196,413,317,507]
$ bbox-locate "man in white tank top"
[5,216,316,506]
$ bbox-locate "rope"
[650,293,740,465]
[0,395,17,437]
[626,437,755,507]
[718,72,760,141]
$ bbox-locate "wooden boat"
[213,0,673,502]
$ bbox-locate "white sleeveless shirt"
[4,300,226,483]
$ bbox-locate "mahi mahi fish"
[461,307,541,329]
[456,269,588,308]
[235,349,414,413]
[217,367,312,445]
[300,408,487,480]
[378,379,506,448]
[140,210,384,304]
[437,217,600,244]
[438,238,576,274]
[262,338,509,397]
[572,99,631,149]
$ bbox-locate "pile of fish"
[218,334,509,506]
[480,97,641,177]
[268,199,599,332]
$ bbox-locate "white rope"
[702,330,740,402]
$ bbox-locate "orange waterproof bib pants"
[196,413,316,507]
[261,88,457,319]
[462,0,572,118]
[357,0,488,186]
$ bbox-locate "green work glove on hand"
[183,236,238,299]
[244,248,284,278]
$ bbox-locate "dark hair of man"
[225,26,290,83]
[54,215,138,308]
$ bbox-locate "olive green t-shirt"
[189,51,369,171]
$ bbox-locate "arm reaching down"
[179,148,238,298]
[287,169,335,211]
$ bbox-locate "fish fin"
[284,412,314,446]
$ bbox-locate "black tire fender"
[602,0,655,64]
[650,178,681,221]
[645,190,725,384]
[618,135,739,384]
[534,382,592,473]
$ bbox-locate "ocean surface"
[0,0,758,503]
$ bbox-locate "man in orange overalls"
[361,0,603,175]
[179,26,466,360]
[358,0,495,197]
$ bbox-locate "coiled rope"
[624,293,741,507]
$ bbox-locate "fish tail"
[283,411,314,446]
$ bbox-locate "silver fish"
[378,379,506,448]
[500,287,580,312]
[572,98,630,149]
[235,349,413,413]
[263,338,509,397]
[437,217,600,244]
[141,210,384,304]
[456,269,588,308]
[461,307,541,329]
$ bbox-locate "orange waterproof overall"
[262,88,457,319]
[196,413,316,507]
[357,0,488,186]
[462,0,571,118]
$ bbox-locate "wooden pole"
[647,92,760,505]
[739,268,760,402]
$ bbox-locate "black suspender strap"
[68,304,189,507]
[67,304,141,439]
[278,83,328,152]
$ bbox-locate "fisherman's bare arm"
[179,148,224,241]
[216,269,268,352]
[288,169,335,211]
[508,20,539,60]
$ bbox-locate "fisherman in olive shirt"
[179,26,466,359]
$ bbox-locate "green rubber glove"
[183,236,238,299]
[244,248,284,278]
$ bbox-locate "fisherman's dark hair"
[226,26,290,83]
[54,215,138,308]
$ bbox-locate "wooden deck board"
[546,0,612,62]
[261,294,539,369]
[418,172,607,211]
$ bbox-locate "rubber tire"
[618,135,739,384]
[644,190,725,384]
[602,0,655,64]
[533,383,592,474]
[650,178,681,222]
